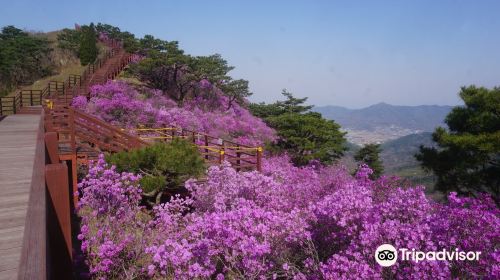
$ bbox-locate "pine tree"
[250,90,346,166]
[354,143,384,179]
[416,85,500,198]
[79,23,97,65]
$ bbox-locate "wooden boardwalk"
[0,114,42,279]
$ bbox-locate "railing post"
[219,148,225,164]
[68,108,78,207]
[236,144,241,172]
[30,91,34,106]
[257,147,263,172]
[204,135,209,160]
[69,108,76,155]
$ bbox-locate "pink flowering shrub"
[73,80,275,145]
[77,155,149,278]
[78,155,500,279]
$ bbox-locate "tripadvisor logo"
[375,244,398,267]
[374,244,481,267]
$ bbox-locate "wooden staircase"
[3,36,263,176]
[0,38,125,115]
[45,106,147,164]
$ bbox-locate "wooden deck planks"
[0,114,41,279]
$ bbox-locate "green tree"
[107,139,205,205]
[95,23,140,52]
[130,42,251,105]
[249,89,312,118]
[130,45,194,102]
[57,28,81,54]
[251,90,346,166]
[95,23,121,38]
[78,23,97,65]
[219,78,252,109]
[354,143,384,179]
[416,85,500,198]
[139,34,169,53]
[0,26,52,95]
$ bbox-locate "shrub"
[76,80,275,146]
[106,139,205,203]
[78,155,500,279]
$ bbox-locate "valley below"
[316,102,453,192]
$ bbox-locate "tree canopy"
[57,28,81,54]
[78,23,98,65]
[416,85,500,198]
[251,90,346,166]
[249,89,313,118]
[354,143,384,179]
[0,26,52,95]
[129,37,251,106]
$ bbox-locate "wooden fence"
[14,36,137,280]
[0,38,125,116]
[13,34,264,279]
[17,111,73,279]
[135,127,263,171]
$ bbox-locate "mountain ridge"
[313,103,453,145]
[314,103,453,131]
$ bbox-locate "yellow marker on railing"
[44,99,54,109]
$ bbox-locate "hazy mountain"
[314,103,453,144]
[380,132,437,188]
[339,132,437,189]
[380,132,435,172]
[314,102,453,131]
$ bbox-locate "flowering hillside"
[77,155,499,279]
[72,80,275,146]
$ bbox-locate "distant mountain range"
[314,102,453,145]
[323,102,452,189]
[341,132,437,189]
[314,102,453,131]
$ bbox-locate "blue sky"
[1,0,499,108]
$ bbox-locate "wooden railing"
[3,32,262,171]
[17,111,73,279]
[136,128,263,171]
[14,36,131,279]
[0,38,125,116]
[17,110,47,279]
[45,106,147,155]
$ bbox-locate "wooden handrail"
[18,110,47,280]
[1,38,126,117]
[135,126,263,171]
[14,36,133,279]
